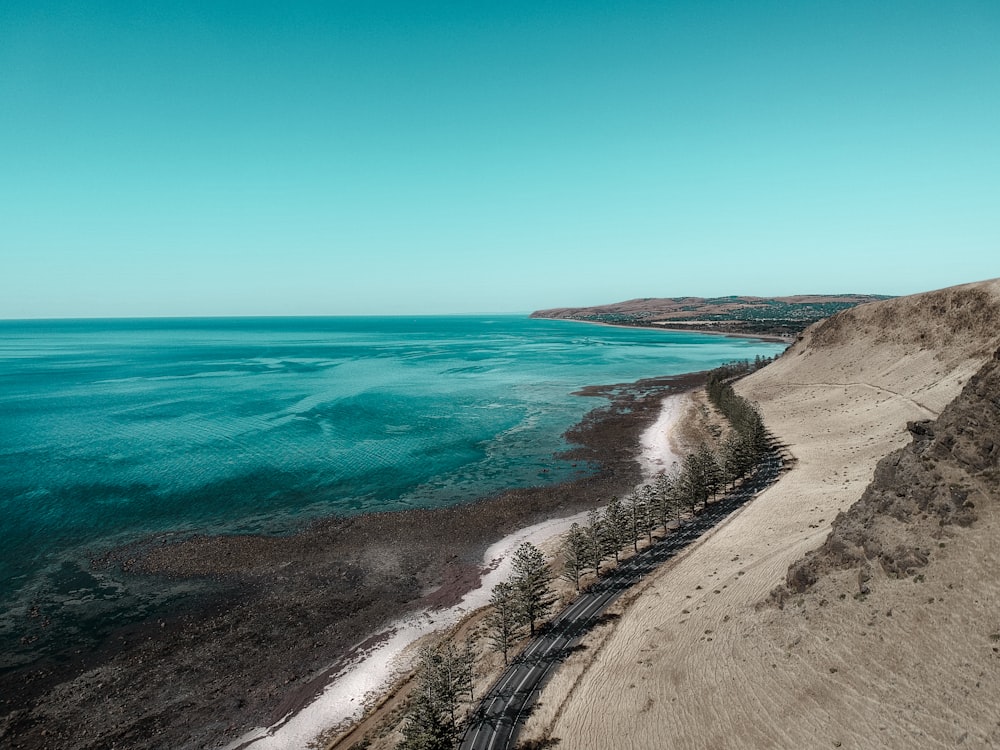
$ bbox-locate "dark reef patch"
[0,371,705,750]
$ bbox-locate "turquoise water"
[0,316,784,653]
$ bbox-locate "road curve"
[460,445,786,750]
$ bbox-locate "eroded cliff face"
[778,346,1000,599]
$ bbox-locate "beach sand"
[638,394,685,477]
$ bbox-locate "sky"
[2,0,998,318]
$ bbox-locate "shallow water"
[0,315,784,656]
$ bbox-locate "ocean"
[0,315,785,664]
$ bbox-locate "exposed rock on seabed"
[0,371,704,750]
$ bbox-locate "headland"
[532,293,889,339]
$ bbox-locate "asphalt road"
[460,446,785,750]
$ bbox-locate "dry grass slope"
[523,278,1000,750]
[778,348,1000,597]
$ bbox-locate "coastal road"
[460,445,785,750]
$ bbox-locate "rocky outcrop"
[776,346,1000,599]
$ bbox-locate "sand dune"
[525,278,1000,749]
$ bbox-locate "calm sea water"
[0,316,784,661]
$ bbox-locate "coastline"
[531,314,792,344]
[230,391,690,749]
[1,371,706,750]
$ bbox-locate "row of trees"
[710,354,777,381]
[560,362,774,591]
[397,360,775,749]
[706,362,771,467]
[559,488,664,592]
[398,542,557,749]
[486,542,557,664]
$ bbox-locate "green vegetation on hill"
[532,294,892,337]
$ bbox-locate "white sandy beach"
[638,394,685,478]
[227,393,688,749]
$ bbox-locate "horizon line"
[0,311,537,323]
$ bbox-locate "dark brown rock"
[776,346,1000,599]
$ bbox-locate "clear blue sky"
[2,0,998,317]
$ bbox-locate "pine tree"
[560,522,589,591]
[719,433,743,488]
[621,491,641,552]
[423,639,475,729]
[398,679,454,750]
[510,542,556,635]
[679,451,706,514]
[640,484,658,543]
[486,581,523,665]
[460,636,476,702]
[726,436,743,482]
[652,472,673,530]
[666,465,685,523]
[398,640,473,750]
[696,443,722,502]
[602,496,629,564]
[586,509,608,576]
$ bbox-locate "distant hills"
[531,294,892,337]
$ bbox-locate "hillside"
[531,294,890,337]
[522,278,1000,749]
[778,344,1000,600]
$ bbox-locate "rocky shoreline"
[0,371,705,750]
